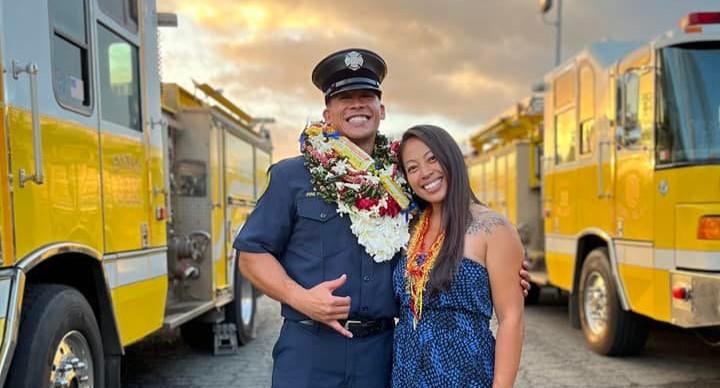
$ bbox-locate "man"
[234,48,529,388]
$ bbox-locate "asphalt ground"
[124,290,720,387]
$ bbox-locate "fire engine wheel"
[226,264,257,345]
[6,284,104,388]
[578,248,649,356]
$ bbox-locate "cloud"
[157,0,718,159]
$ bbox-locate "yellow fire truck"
[466,95,545,294]
[0,1,272,386]
[469,13,720,356]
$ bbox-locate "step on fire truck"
[468,12,720,356]
[0,0,272,386]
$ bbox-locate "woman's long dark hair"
[398,125,479,294]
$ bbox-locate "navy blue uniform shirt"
[233,156,399,321]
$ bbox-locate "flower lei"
[405,207,445,328]
[300,122,413,262]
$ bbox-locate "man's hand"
[520,260,531,297]
[293,274,353,338]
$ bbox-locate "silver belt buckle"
[343,320,362,330]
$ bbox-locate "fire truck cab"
[468,12,720,356]
[541,12,720,355]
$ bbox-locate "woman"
[392,125,525,388]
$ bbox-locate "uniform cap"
[311,48,387,100]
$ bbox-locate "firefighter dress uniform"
[233,49,398,388]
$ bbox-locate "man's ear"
[322,107,330,122]
[380,103,386,120]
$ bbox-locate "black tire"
[578,248,649,356]
[6,284,105,387]
[226,262,257,345]
[525,282,542,305]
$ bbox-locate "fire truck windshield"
[656,42,720,166]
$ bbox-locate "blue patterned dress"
[392,256,495,387]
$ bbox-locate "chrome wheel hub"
[583,271,609,335]
[240,280,254,326]
[50,330,93,388]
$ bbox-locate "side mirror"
[616,125,643,150]
[157,13,178,27]
[625,127,641,144]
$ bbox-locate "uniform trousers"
[272,319,393,388]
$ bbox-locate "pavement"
[124,291,720,387]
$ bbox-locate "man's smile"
[346,114,371,124]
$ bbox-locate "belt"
[296,318,395,338]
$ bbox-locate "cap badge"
[344,51,364,71]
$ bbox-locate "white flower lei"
[300,123,412,262]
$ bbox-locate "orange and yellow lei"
[405,207,445,328]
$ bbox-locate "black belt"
[296,318,395,338]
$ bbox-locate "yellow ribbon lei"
[318,125,410,210]
[330,136,373,171]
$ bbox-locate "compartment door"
[223,132,255,287]
[211,123,227,290]
[614,70,655,241]
[5,0,103,260]
[96,21,150,253]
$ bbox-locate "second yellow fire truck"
[469,12,720,355]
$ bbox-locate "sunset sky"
[156,0,718,160]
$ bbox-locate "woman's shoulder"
[464,204,518,265]
[466,205,523,266]
[467,204,514,237]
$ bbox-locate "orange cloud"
[157,0,720,161]
[156,0,550,159]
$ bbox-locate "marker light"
[697,215,720,240]
[681,12,720,33]
[156,206,167,221]
[684,12,720,26]
[671,285,691,301]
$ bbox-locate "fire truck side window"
[555,109,577,164]
[623,74,640,130]
[98,24,142,131]
[554,70,575,109]
[49,0,92,112]
[98,0,138,32]
[579,64,595,155]
[553,69,577,164]
[620,72,651,147]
